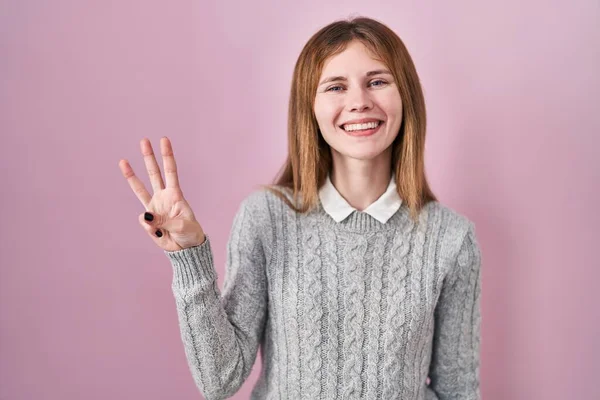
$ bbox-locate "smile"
[340,120,383,137]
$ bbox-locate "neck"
[329,148,393,211]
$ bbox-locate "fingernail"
[144,212,154,222]
[155,230,163,238]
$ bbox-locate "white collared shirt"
[318,174,403,224]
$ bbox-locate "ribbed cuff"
[164,235,218,289]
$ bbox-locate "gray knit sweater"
[164,188,482,400]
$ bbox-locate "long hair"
[259,16,437,222]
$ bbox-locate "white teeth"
[342,121,380,132]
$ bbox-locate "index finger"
[119,159,152,209]
[160,137,180,189]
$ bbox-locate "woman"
[119,16,482,400]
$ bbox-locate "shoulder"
[423,200,479,263]
[236,188,271,224]
[235,185,296,232]
[239,185,294,214]
[422,199,475,231]
[234,186,297,253]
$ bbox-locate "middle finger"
[140,138,165,193]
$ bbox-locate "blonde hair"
[259,16,437,222]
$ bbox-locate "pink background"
[1,1,598,399]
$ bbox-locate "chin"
[338,148,386,161]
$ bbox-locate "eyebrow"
[318,69,393,86]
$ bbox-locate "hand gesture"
[119,137,206,252]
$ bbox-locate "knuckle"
[147,169,161,177]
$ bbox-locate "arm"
[164,194,269,400]
[427,223,483,400]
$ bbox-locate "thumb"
[142,211,167,228]
[141,211,201,236]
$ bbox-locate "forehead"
[320,40,386,75]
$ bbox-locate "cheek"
[385,94,403,119]
[395,100,404,118]
[314,98,342,125]
[374,88,401,114]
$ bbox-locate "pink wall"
[1,1,598,399]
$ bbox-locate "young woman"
[119,16,482,400]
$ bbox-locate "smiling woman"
[314,41,403,163]
[267,17,435,220]
[123,15,482,400]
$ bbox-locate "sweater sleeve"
[427,223,483,400]
[164,194,269,400]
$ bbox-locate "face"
[313,40,403,163]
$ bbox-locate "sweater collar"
[318,173,402,224]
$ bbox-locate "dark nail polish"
[144,212,154,221]
[155,230,163,238]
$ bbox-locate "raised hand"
[119,137,206,252]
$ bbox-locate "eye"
[325,85,344,92]
[370,79,388,87]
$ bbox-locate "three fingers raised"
[119,136,181,209]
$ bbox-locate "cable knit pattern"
[402,210,429,398]
[321,226,339,399]
[417,210,441,400]
[363,233,387,399]
[301,213,324,398]
[164,188,483,400]
[382,215,414,399]
[283,209,301,399]
[341,233,368,399]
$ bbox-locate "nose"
[346,87,373,112]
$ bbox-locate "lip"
[341,120,384,137]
